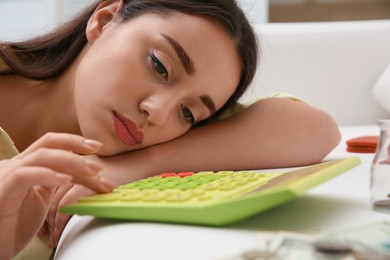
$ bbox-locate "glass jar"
[370,120,390,212]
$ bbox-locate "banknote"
[218,231,314,260]
[271,232,356,260]
[218,222,390,260]
[319,221,390,259]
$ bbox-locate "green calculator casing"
[60,157,360,226]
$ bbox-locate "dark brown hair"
[0,0,259,120]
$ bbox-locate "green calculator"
[60,157,360,226]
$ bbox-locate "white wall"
[237,0,269,24]
[0,0,93,41]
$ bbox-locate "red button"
[158,172,177,178]
[177,172,195,178]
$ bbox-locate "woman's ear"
[86,0,124,43]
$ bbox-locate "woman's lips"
[113,111,144,146]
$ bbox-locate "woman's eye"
[150,52,168,80]
[180,104,195,126]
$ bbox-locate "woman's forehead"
[132,13,240,78]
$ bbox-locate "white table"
[54,126,390,260]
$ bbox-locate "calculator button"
[117,188,141,194]
[159,189,181,196]
[173,178,191,185]
[202,183,221,190]
[178,183,199,190]
[121,193,145,201]
[215,171,234,175]
[165,176,181,180]
[143,193,168,201]
[142,189,159,195]
[166,192,192,202]
[79,193,122,202]
[118,183,138,190]
[192,179,210,185]
[158,172,177,178]
[177,172,195,177]
[136,178,156,184]
[219,183,237,190]
[246,175,262,181]
[156,178,171,183]
[238,171,256,174]
[137,183,158,190]
[158,182,179,189]
[236,179,248,185]
[197,194,212,200]
[196,171,213,174]
[187,188,206,196]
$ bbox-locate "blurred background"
[268,0,390,22]
[0,0,389,41]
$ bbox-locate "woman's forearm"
[98,98,341,184]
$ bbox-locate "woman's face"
[74,10,241,156]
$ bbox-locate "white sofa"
[54,20,390,259]
[241,19,390,126]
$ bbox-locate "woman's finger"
[39,182,74,240]
[49,185,96,248]
[21,149,116,193]
[3,167,73,199]
[38,222,49,239]
[18,132,102,158]
[20,148,102,180]
[50,213,72,249]
[48,184,74,224]
[45,184,74,240]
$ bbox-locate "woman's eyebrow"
[161,33,195,75]
[160,33,215,116]
[200,95,216,116]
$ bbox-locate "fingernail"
[100,178,117,192]
[84,139,103,150]
[85,159,103,175]
[55,173,73,183]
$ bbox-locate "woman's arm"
[100,97,341,182]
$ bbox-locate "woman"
[0,0,340,257]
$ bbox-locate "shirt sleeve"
[0,58,12,74]
[0,127,19,159]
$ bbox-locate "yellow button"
[143,193,167,201]
[166,192,192,202]
[121,192,145,201]
[78,193,122,202]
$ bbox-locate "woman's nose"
[139,94,176,126]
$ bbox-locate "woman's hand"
[43,184,94,248]
[0,132,116,259]
[42,151,156,248]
